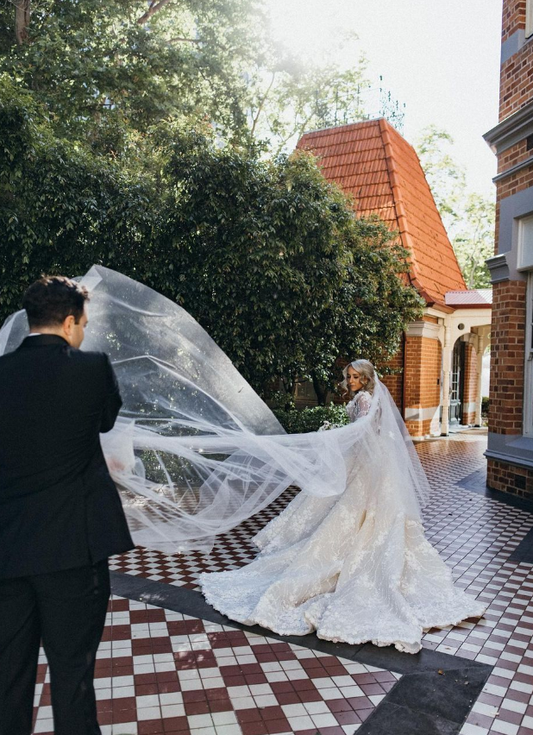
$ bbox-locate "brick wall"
[404,335,442,436]
[488,280,527,435]
[501,0,526,43]
[487,458,533,500]
[499,1,531,120]
[499,46,533,120]
[497,139,530,173]
[486,0,532,498]
[497,161,533,201]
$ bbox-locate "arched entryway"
[450,338,466,427]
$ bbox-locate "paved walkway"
[32,430,533,735]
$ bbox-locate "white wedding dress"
[200,390,486,654]
[0,267,486,653]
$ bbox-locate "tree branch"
[137,0,173,25]
[10,0,31,44]
[250,71,276,138]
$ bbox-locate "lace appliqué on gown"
[200,390,485,654]
[346,391,372,422]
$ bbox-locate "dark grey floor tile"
[357,701,460,735]
[385,666,490,723]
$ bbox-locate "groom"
[0,276,134,735]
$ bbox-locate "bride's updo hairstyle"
[341,359,376,396]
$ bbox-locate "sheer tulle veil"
[0,266,430,552]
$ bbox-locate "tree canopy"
[0,1,423,401]
[2,0,265,141]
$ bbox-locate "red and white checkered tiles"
[109,489,300,589]
[419,434,533,735]
[36,430,533,734]
[32,596,400,735]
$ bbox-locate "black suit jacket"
[0,334,134,579]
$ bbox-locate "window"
[517,214,533,270]
[525,272,533,436]
[528,0,533,38]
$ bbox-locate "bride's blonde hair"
[341,359,376,396]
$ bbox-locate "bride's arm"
[351,391,372,421]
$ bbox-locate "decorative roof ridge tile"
[300,118,383,140]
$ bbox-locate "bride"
[200,359,485,654]
[0,267,485,654]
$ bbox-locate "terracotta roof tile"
[297,118,466,305]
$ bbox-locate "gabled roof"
[297,118,467,306]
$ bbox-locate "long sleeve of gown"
[346,391,372,423]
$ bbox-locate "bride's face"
[346,366,364,393]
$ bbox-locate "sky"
[266,0,503,198]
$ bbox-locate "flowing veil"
[0,266,430,553]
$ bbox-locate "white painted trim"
[425,307,447,321]
[517,214,533,271]
[405,321,442,340]
[527,0,533,38]
[405,406,440,422]
[462,401,477,414]
[445,309,492,326]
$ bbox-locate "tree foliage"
[247,53,369,154]
[415,125,495,289]
[0,2,423,401]
[452,193,495,289]
[1,0,265,142]
[161,129,423,395]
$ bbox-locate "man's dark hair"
[22,276,90,328]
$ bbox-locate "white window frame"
[527,0,533,39]
[524,271,533,436]
[518,214,533,270]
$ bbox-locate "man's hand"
[106,457,125,473]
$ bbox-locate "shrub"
[273,403,349,434]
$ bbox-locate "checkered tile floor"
[109,489,300,589]
[415,434,533,735]
[32,596,400,735]
[36,430,533,734]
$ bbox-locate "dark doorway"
[450,339,466,425]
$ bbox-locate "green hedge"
[273,404,349,434]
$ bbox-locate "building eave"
[446,303,492,310]
[424,301,455,315]
[483,98,533,155]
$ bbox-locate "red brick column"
[403,334,442,437]
[484,0,533,498]
[488,280,526,436]
[381,335,404,414]
[487,280,530,494]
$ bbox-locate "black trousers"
[0,560,110,735]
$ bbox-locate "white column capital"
[405,321,442,341]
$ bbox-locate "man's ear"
[62,314,76,337]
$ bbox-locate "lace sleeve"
[356,391,372,418]
[346,391,372,423]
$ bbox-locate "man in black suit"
[0,276,134,735]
